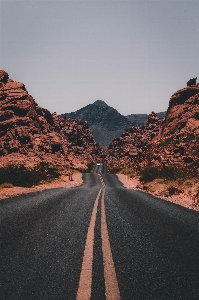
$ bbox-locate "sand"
[117,174,199,212]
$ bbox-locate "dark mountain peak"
[93,100,108,108]
[60,101,167,147]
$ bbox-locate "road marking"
[98,174,105,188]
[101,189,121,300]
[76,188,102,300]
[77,184,120,299]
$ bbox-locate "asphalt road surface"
[1,163,199,300]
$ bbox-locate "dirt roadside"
[0,173,83,200]
[1,172,199,212]
[117,174,199,212]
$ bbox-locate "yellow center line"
[76,188,102,300]
[101,189,121,300]
[77,179,120,299]
[98,174,105,187]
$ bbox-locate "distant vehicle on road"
[97,163,101,166]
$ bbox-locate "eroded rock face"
[107,86,199,174]
[161,86,199,136]
[107,112,163,167]
[0,70,102,171]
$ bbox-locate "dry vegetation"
[0,172,83,200]
[110,163,199,211]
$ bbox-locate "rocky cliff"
[161,86,199,136]
[107,111,163,167]
[0,70,102,172]
[107,84,199,175]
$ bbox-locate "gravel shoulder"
[117,174,199,212]
[0,173,83,200]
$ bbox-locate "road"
[1,163,199,300]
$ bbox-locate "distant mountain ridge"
[60,100,166,147]
[126,111,166,126]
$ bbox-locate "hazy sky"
[1,0,198,115]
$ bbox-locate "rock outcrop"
[60,100,166,147]
[161,86,199,136]
[107,85,199,174]
[187,77,197,86]
[0,70,102,172]
[107,112,163,168]
[60,100,132,147]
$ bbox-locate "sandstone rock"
[0,70,9,83]
[0,70,102,171]
[107,111,163,164]
[106,85,199,175]
[161,86,199,136]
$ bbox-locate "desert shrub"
[116,167,135,178]
[168,186,183,196]
[140,166,161,182]
[140,165,193,183]
[129,174,135,178]
[0,164,39,187]
[0,182,13,188]
[120,168,133,175]
[34,162,60,180]
[86,161,95,173]
[160,166,177,179]
[76,161,96,173]
[87,161,95,173]
[0,162,60,187]
[107,163,122,174]
[177,178,185,185]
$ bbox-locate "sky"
[0,0,198,116]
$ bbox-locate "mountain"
[0,70,102,172]
[126,112,166,126]
[60,100,132,147]
[107,83,199,174]
[60,100,166,147]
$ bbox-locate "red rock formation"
[107,86,199,175]
[161,86,199,136]
[108,111,162,159]
[187,77,197,86]
[0,70,102,171]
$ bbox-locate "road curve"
[1,163,199,300]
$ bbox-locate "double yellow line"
[76,176,120,300]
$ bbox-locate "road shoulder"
[117,174,199,212]
[0,173,83,200]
